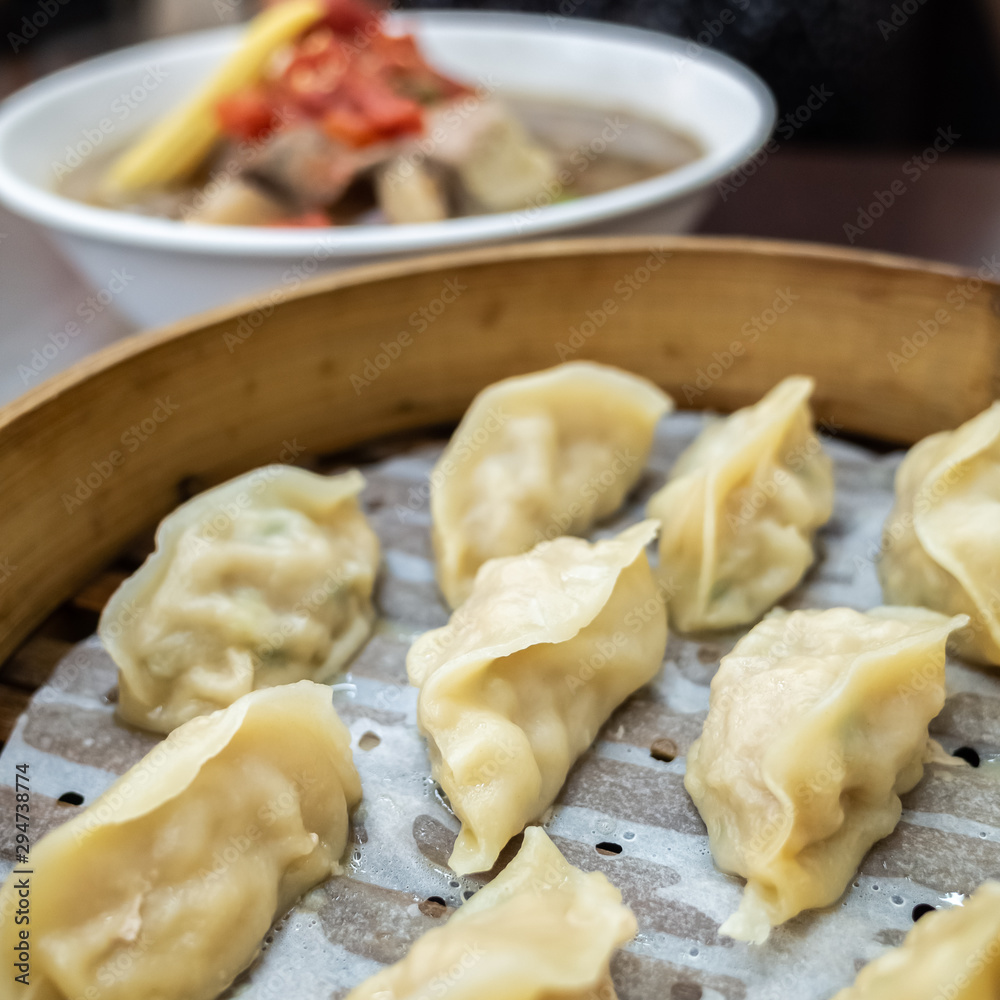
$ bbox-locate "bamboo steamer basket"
[1,234,997,666]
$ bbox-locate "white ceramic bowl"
[0,12,775,328]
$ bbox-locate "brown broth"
[61,97,701,225]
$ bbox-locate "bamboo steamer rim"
[0,235,985,425]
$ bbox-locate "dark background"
[0,0,998,149]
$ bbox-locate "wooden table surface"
[2,147,999,745]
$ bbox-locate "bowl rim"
[0,10,776,258]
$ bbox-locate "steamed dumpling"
[408,520,667,874]
[832,881,1000,999]
[879,402,1000,665]
[685,606,967,943]
[646,375,833,631]
[100,466,380,732]
[0,681,361,1000]
[431,361,672,607]
[345,827,636,1000]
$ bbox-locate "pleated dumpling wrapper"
[344,827,637,1000]
[431,361,672,608]
[408,519,667,874]
[833,881,1000,999]
[685,606,967,943]
[879,401,1000,665]
[646,375,833,631]
[0,681,361,1000]
[100,465,380,733]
